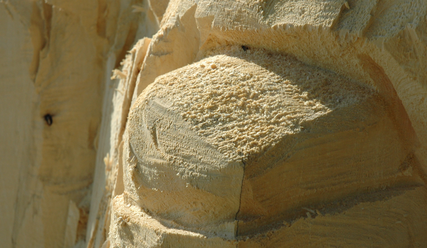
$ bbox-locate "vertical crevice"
[114,22,138,69]
[234,159,246,238]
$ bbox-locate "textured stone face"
[114,47,425,246]
[2,0,427,247]
[127,92,243,239]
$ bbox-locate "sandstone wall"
[99,0,427,247]
[1,0,427,247]
[0,1,157,247]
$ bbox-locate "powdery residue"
[143,46,374,161]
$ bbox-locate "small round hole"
[44,114,53,126]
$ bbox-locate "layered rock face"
[0,1,157,247]
[2,0,427,247]
[110,48,427,247]
[103,0,427,247]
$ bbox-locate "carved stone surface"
[103,1,427,247]
[2,0,427,247]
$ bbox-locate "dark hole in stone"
[44,114,53,126]
[242,45,249,51]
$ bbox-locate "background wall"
[2,0,427,247]
[0,1,157,247]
